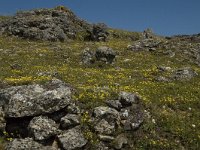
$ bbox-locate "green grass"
[0,30,200,149]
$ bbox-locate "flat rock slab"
[0,79,72,117]
[57,126,87,150]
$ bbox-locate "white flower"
[192,124,196,128]
[152,119,156,124]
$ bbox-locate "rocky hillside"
[0,6,200,150]
[0,6,108,42]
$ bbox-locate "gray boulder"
[66,103,80,114]
[90,23,109,41]
[60,114,80,129]
[94,119,115,135]
[128,39,161,51]
[93,106,120,125]
[105,100,122,111]
[0,79,72,117]
[112,134,128,150]
[57,126,88,150]
[94,142,110,150]
[119,92,140,107]
[6,138,52,150]
[95,46,116,64]
[120,105,144,131]
[28,116,59,141]
[172,67,198,80]
[81,48,95,65]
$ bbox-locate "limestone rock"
[28,116,59,141]
[95,46,116,64]
[119,92,140,107]
[112,134,128,150]
[60,114,80,129]
[0,79,72,117]
[57,126,87,150]
[94,119,115,135]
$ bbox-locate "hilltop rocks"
[81,46,116,65]
[0,6,109,42]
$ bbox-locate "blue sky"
[0,0,199,36]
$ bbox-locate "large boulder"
[28,116,59,141]
[57,126,88,150]
[119,91,140,107]
[95,46,116,64]
[0,79,72,117]
[81,46,117,65]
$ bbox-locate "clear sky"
[0,0,199,36]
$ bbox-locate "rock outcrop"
[0,6,109,42]
[0,79,144,150]
[0,79,72,117]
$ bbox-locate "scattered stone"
[94,119,115,135]
[105,100,122,111]
[66,103,80,114]
[28,116,58,141]
[57,126,87,150]
[163,50,175,57]
[6,138,51,150]
[98,135,114,142]
[155,76,170,82]
[95,46,116,64]
[93,106,120,124]
[60,114,80,129]
[81,48,95,65]
[94,142,110,150]
[143,28,154,39]
[157,66,172,72]
[0,79,72,117]
[112,134,128,150]
[172,67,198,80]
[90,23,109,41]
[128,39,161,51]
[119,92,140,107]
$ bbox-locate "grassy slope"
[0,29,199,149]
